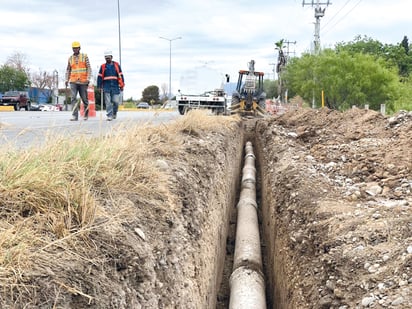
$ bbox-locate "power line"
[322,0,352,29]
[322,0,363,36]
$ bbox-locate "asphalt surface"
[0,109,180,149]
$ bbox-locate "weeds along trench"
[0,112,290,308]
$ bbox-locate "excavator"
[230,60,267,117]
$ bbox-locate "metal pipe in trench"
[229,141,266,308]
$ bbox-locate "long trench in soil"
[215,129,282,308]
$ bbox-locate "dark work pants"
[70,83,89,118]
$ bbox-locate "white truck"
[176,88,227,115]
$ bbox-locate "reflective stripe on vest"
[101,62,125,88]
[69,53,88,83]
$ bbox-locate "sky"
[1,0,411,100]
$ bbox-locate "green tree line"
[0,66,30,93]
[265,35,412,113]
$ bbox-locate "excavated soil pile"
[256,107,412,308]
[1,108,411,308]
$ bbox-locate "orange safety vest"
[69,53,89,83]
[101,61,125,88]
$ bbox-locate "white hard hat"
[104,50,113,57]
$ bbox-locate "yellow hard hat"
[72,41,81,48]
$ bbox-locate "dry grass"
[0,110,241,306]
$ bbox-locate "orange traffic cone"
[80,84,96,117]
[87,84,96,117]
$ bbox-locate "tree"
[0,52,31,92]
[25,69,56,103]
[391,80,412,111]
[263,79,278,99]
[335,35,412,80]
[282,54,315,106]
[398,36,411,78]
[141,85,160,104]
[335,35,385,56]
[6,52,30,75]
[0,65,30,93]
[275,39,286,73]
[283,49,399,112]
[160,83,168,102]
[274,39,288,101]
[401,36,409,54]
[30,69,54,89]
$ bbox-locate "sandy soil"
[0,107,411,308]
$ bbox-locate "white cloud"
[0,0,411,100]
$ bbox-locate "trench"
[214,121,283,309]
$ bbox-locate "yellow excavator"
[230,60,267,117]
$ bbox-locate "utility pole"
[269,63,276,80]
[117,0,122,66]
[284,40,296,61]
[53,69,58,104]
[302,0,331,54]
[159,36,182,103]
[275,39,295,103]
[303,0,331,109]
[281,40,295,104]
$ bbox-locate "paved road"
[0,110,180,149]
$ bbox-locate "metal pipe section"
[229,141,266,308]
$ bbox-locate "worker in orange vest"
[65,41,92,121]
[97,50,125,121]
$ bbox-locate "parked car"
[0,91,31,111]
[40,104,61,111]
[29,102,42,111]
[136,102,150,109]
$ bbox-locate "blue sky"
[1,0,410,99]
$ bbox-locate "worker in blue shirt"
[97,50,125,121]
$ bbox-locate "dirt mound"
[256,107,412,308]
